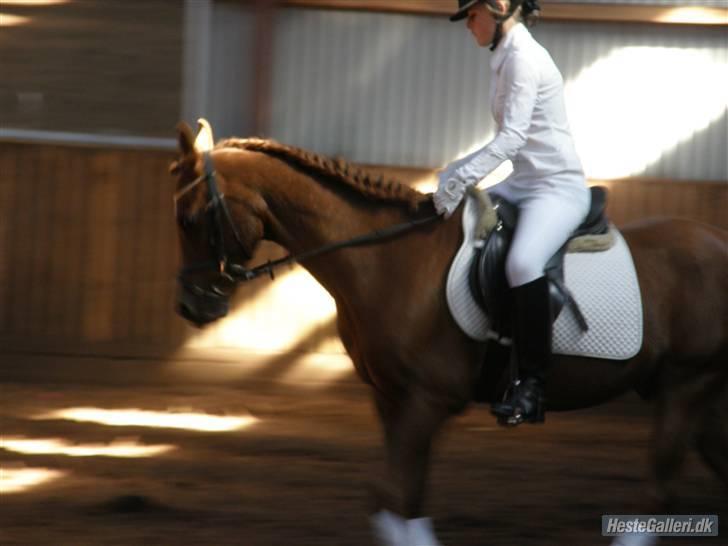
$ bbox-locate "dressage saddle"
[469,186,610,340]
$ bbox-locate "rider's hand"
[433,174,465,218]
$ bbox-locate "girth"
[469,186,610,341]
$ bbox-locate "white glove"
[433,174,466,218]
[438,161,457,183]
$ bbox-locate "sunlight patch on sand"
[0,466,66,494]
[38,407,258,432]
[175,264,354,386]
[184,268,342,354]
[279,353,354,387]
[1,437,175,458]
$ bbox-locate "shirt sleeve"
[454,54,539,186]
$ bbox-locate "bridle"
[174,151,440,299]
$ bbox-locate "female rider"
[434,0,590,425]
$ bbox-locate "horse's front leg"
[370,387,455,546]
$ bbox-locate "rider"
[434,0,590,425]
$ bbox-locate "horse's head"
[170,120,265,327]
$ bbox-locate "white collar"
[490,22,528,72]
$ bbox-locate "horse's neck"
[255,158,399,293]
[264,173,366,251]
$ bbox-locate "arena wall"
[1,1,725,362]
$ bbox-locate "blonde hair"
[485,0,540,26]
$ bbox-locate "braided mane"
[216,138,428,210]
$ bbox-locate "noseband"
[174,151,440,298]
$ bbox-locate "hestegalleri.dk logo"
[602,515,718,537]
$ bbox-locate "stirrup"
[491,378,545,426]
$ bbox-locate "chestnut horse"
[171,121,727,546]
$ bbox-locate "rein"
[235,212,440,282]
[175,151,440,290]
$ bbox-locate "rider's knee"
[506,254,542,287]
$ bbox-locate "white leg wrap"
[371,510,408,546]
[406,517,443,546]
[610,534,659,546]
[371,511,444,546]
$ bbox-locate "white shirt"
[451,24,588,206]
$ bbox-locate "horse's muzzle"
[176,285,230,327]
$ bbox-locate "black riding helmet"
[449,0,541,50]
[449,0,482,22]
[450,0,541,21]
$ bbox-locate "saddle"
[469,186,610,340]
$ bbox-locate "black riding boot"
[491,276,551,426]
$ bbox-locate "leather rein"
[174,151,440,293]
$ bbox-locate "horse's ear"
[176,121,195,158]
[194,118,214,152]
[171,121,197,175]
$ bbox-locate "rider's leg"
[491,276,551,424]
[491,195,586,425]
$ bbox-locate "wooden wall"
[0,142,184,355]
[0,0,182,137]
[372,166,728,229]
[593,178,727,230]
[0,142,725,358]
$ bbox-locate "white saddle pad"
[446,195,643,360]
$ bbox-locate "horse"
[170,120,728,546]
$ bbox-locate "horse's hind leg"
[649,366,727,509]
[649,374,706,510]
[606,375,703,546]
[695,385,728,492]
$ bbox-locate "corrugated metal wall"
[268,8,727,181]
[552,0,725,5]
[207,2,257,138]
[539,21,727,181]
[182,0,257,139]
[270,9,490,167]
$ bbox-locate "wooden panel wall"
[0,142,186,354]
[0,143,725,358]
[370,166,728,229]
[0,0,182,137]
[594,178,727,230]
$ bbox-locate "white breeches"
[504,194,589,287]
